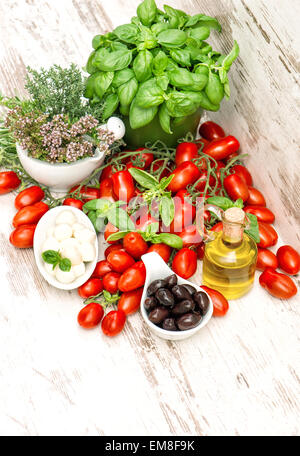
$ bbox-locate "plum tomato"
[179,225,202,248]
[231,164,253,186]
[277,245,300,275]
[259,268,297,299]
[102,272,121,294]
[203,135,240,160]
[111,170,135,202]
[107,251,135,273]
[9,224,36,248]
[224,174,249,202]
[118,261,146,292]
[175,142,199,167]
[101,310,126,337]
[256,248,278,271]
[258,222,278,248]
[92,260,113,278]
[199,121,225,141]
[147,243,171,263]
[12,201,49,228]
[167,161,201,193]
[118,287,143,315]
[78,278,103,299]
[247,187,266,206]
[69,185,101,201]
[123,232,148,259]
[104,223,119,244]
[201,285,229,317]
[244,206,275,224]
[0,171,21,194]
[172,248,197,279]
[99,178,116,202]
[77,303,104,329]
[63,198,84,210]
[104,243,125,258]
[15,186,44,210]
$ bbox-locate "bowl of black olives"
[141,252,213,340]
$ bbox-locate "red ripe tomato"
[201,285,229,317]
[111,170,135,202]
[99,178,116,202]
[210,222,223,232]
[107,250,135,273]
[103,272,121,294]
[12,201,49,228]
[172,248,197,279]
[118,260,146,292]
[151,159,171,180]
[78,278,103,299]
[104,223,119,244]
[224,174,249,202]
[99,164,115,183]
[224,151,239,164]
[77,303,104,329]
[244,206,275,224]
[92,260,113,278]
[179,225,202,248]
[101,310,126,337]
[70,185,101,202]
[168,191,195,233]
[15,186,44,210]
[196,243,205,260]
[147,243,171,263]
[0,171,21,195]
[199,121,225,141]
[259,268,297,299]
[256,248,278,271]
[9,224,36,248]
[231,164,253,186]
[135,213,159,232]
[175,142,198,166]
[123,232,148,259]
[63,198,84,210]
[277,245,300,275]
[258,222,278,248]
[195,138,210,149]
[125,150,154,170]
[118,287,143,315]
[104,243,125,258]
[194,170,216,192]
[247,187,266,206]
[203,135,240,160]
[168,161,201,193]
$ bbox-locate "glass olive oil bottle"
[202,207,257,300]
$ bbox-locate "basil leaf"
[107,208,135,232]
[95,216,106,233]
[245,213,260,244]
[151,22,169,34]
[145,222,159,235]
[83,199,112,213]
[154,233,183,249]
[197,91,220,111]
[128,168,158,189]
[170,49,191,67]
[137,0,157,26]
[159,103,173,134]
[159,174,174,190]
[59,258,72,272]
[156,74,169,92]
[118,77,138,107]
[112,68,135,88]
[206,196,235,210]
[185,14,221,32]
[135,78,165,108]
[102,93,119,120]
[129,97,158,129]
[222,41,240,71]
[205,71,224,105]
[94,72,114,98]
[84,73,98,99]
[159,197,175,227]
[157,29,187,48]
[113,24,139,44]
[42,250,61,265]
[166,91,201,117]
[86,51,97,74]
[96,50,132,72]
[107,230,131,242]
[152,50,169,75]
[133,50,153,82]
[168,67,208,91]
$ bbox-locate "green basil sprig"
[83,198,135,233]
[42,250,72,272]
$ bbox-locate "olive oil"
[202,207,257,300]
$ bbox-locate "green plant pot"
[123,109,203,149]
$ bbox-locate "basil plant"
[84,0,239,134]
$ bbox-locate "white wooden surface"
[0,0,299,436]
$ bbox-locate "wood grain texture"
[0,0,299,436]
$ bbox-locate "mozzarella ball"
[44,262,57,277]
[42,237,60,252]
[56,210,77,226]
[54,223,73,242]
[60,245,82,266]
[72,223,85,236]
[55,267,76,284]
[74,228,96,244]
[46,226,55,238]
[78,242,96,262]
[106,117,125,140]
[73,262,86,278]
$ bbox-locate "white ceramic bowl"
[141,252,213,341]
[17,143,106,193]
[33,206,98,290]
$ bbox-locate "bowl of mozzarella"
[33,206,98,290]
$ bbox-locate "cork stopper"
[222,207,245,243]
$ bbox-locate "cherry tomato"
[277,245,300,275]
[224,174,249,202]
[256,248,278,271]
[92,260,113,278]
[77,303,104,329]
[99,178,116,202]
[104,243,125,258]
[168,191,195,233]
[112,170,135,202]
[203,135,240,160]
[199,121,225,141]
[78,278,103,299]
[258,222,278,248]
[118,287,143,315]
[12,201,49,228]
[247,187,266,206]
[102,272,121,294]
[147,243,171,263]
[101,310,126,337]
[0,171,21,195]
[70,185,101,202]
[244,206,275,224]
[104,223,119,244]
[210,222,223,232]
[15,186,44,210]
[168,161,201,193]
[201,285,229,317]
[63,198,84,210]
[123,232,148,259]
[179,225,202,248]
[196,243,205,260]
[175,142,198,166]
[259,268,297,299]
[107,250,135,273]
[231,164,253,186]
[118,260,146,292]
[172,248,197,279]
[9,224,36,248]
[100,165,115,183]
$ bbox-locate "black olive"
[155,288,175,307]
[164,274,178,288]
[144,296,157,312]
[176,313,202,331]
[171,284,191,301]
[172,299,195,316]
[147,279,167,296]
[194,291,210,315]
[181,283,197,296]
[148,307,169,325]
[162,318,177,331]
